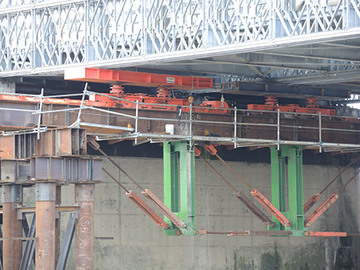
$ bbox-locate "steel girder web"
[269,145,306,236]
[163,141,195,236]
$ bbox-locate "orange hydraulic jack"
[247,95,335,115]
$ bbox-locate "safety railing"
[25,90,360,153]
[0,89,358,152]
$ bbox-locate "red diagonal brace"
[142,189,186,229]
[303,193,321,214]
[305,231,347,237]
[250,189,292,227]
[233,191,275,227]
[126,191,170,229]
[304,193,339,227]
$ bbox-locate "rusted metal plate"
[30,157,102,182]
[0,128,87,159]
[0,101,38,128]
[0,160,30,183]
[0,136,15,159]
[126,190,170,229]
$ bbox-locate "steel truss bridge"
[0,0,360,97]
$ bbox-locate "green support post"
[163,141,195,235]
[270,145,306,236]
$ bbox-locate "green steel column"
[270,145,306,235]
[270,147,286,231]
[163,141,195,235]
[287,146,304,232]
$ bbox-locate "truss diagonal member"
[304,193,339,227]
[19,214,36,270]
[303,193,321,214]
[203,144,253,190]
[303,155,360,214]
[305,169,359,227]
[197,153,274,227]
[142,189,186,229]
[250,189,292,227]
[56,212,77,270]
[126,191,169,229]
[234,191,275,227]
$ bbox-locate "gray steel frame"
[56,211,77,270]
[19,214,36,270]
[0,0,360,81]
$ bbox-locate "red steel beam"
[65,67,213,90]
[196,230,292,236]
[142,189,186,229]
[305,231,348,237]
[304,193,339,227]
[126,191,170,229]
[303,194,321,214]
[251,189,292,227]
[233,191,275,227]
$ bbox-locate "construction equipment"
[248,95,335,115]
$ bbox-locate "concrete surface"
[23,156,360,269]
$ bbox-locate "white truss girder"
[0,0,360,78]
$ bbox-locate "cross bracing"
[0,0,360,93]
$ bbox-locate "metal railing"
[25,90,360,153]
[0,0,359,76]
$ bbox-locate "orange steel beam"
[196,230,293,236]
[142,189,186,229]
[304,193,339,227]
[65,67,213,90]
[251,189,292,227]
[305,231,348,237]
[125,191,170,229]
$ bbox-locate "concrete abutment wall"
[22,156,360,269]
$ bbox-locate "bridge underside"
[0,0,360,99]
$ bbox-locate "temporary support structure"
[269,145,305,235]
[2,185,22,270]
[163,141,196,236]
